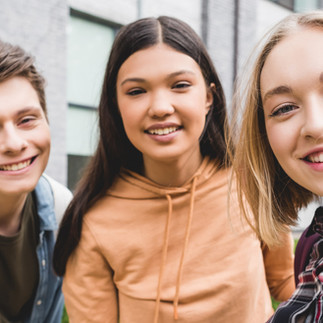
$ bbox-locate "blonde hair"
[229,11,323,247]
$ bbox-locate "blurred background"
[0,0,322,232]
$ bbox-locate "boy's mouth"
[0,157,36,171]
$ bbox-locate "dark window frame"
[67,10,120,189]
[269,0,295,11]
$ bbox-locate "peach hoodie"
[63,157,295,323]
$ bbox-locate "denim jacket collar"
[34,175,58,232]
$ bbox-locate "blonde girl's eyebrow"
[262,85,293,104]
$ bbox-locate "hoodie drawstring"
[154,176,198,323]
[173,176,197,319]
[154,194,173,323]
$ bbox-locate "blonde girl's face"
[260,27,323,196]
[116,43,213,171]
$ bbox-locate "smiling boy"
[0,40,72,322]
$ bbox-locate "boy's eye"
[19,117,36,125]
[127,88,146,96]
[270,104,298,117]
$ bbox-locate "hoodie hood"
[108,156,217,200]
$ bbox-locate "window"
[67,11,118,189]
[269,0,322,11]
[270,0,294,11]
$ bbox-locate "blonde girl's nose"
[301,104,323,142]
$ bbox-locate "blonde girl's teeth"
[308,153,323,163]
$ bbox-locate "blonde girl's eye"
[269,104,298,117]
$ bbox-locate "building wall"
[206,0,257,103]
[257,0,291,40]
[69,0,202,33]
[1,0,318,231]
[0,0,259,185]
[68,0,258,103]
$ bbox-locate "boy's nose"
[0,124,28,153]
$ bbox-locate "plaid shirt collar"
[268,206,323,323]
[306,206,323,237]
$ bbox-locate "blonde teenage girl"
[231,11,323,322]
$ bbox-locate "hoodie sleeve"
[262,230,295,302]
[63,220,118,323]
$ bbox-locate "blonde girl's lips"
[302,151,323,172]
[303,151,323,163]
[0,156,36,171]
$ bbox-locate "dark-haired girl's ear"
[209,82,216,92]
[205,83,215,113]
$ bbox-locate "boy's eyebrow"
[120,70,196,86]
[15,106,42,117]
[262,85,293,104]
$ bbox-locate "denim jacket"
[24,175,71,323]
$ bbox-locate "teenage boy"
[0,40,72,322]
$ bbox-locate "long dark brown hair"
[53,16,228,275]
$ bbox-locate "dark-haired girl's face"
[116,43,212,177]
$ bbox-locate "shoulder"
[41,174,73,225]
[42,174,72,199]
[294,226,321,285]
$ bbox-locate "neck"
[143,151,203,187]
[0,193,28,236]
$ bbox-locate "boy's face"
[0,76,50,197]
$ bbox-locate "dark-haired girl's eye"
[172,82,191,90]
[127,88,146,96]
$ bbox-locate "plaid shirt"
[268,207,323,323]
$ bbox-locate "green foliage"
[61,307,69,323]
[271,238,298,312]
[271,297,280,311]
[294,238,299,252]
